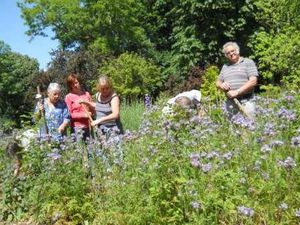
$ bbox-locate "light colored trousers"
[226,97,256,119]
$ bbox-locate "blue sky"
[0,0,59,70]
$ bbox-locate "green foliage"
[121,100,145,131]
[0,41,39,126]
[254,0,300,31]
[42,48,105,96]
[18,0,149,55]
[249,28,300,87]
[141,0,259,78]
[0,117,17,134]
[100,52,162,100]
[201,65,224,102]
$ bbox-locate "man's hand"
[219,81,231,91]
[226,90,239,99]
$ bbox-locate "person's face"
[99,84,112,97]
[72,78,81,91]
[224,46,240,64]
[48,90,61,104]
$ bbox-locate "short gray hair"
[47,83,61,93]
[222,41,240,55]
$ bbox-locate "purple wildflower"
[237,206,255,217]
[291,136,300,148]
[261,144,272,153]
[279,203,288,210]
[206,151,220,159]
[240,178,247,184]
[223,152,233,160]
[264,123,276,136]
[295,209,300,218]
[270,140,284,147]
[277,107,296,121]
[254,160,261,170]
[144,94,152,111]
[284,95,295,102]
[201,163,212,173]
[277,157,297,169]
[261,172,269,181]
[191,201,201,209]
[231,113,255,130]
[190,153,201,168]
[47,152,61,160]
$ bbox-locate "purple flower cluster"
[263,123,276,136]
[279,202,288,210]
[291,136,300,148]
[277,107,296,121]
[189,153,213,173]
[277,156,297,169]
[231,113,255,130]
[47,151,62,160]
[261,144,272,153]
[190,153,201,168]
[295,209,300,218]
[191,201,201,209]
[144,94,152,111]
[283,95,295,102]
[269,140,284,147]
[237,206,255,217]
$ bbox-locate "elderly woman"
[35,83,70,141]
[80,76,123,136]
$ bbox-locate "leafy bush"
[249,28,300,87]
[100,52,162,101]
[201,65,225,103]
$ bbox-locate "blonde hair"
[96,75,113,92]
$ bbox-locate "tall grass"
[121,100,145,131]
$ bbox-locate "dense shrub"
[100,52,162,101]
[201,65,225,103]
[249,28,300,87]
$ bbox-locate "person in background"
[80,75,123,137]
[65,73,93,141]
[162,89,202,115]
[34,83,70,141]
[216,41,258,119]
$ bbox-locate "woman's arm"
[78,99,96,108]
[91,96,120,126]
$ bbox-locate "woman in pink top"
[65,73,93,141]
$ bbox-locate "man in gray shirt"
[216,41,258,119]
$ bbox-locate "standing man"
[216,41,258,119]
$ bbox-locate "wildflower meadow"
[0,90,300,225]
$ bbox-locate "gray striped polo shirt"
[219,57,259,92]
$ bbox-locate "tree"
[0,41,39,127]
[139,0,260,80]
[248,0,300,87]
[18,0,150,55]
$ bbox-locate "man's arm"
[216,79,231,92]
[226,76,257,99]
